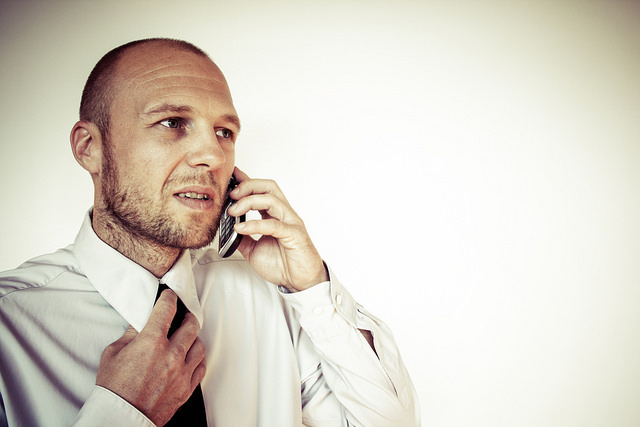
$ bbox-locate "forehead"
[112,44,235,115]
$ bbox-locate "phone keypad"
[220,201,237,242]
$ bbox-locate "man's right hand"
[95,289,206,426]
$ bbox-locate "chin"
[173,223,219,250]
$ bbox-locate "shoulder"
[0,245,81,299]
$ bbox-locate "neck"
[92,208,180,278]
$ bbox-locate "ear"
[70,121,103,174]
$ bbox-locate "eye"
[159,118,183,129]
[215,128,234,139]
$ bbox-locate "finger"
[228,193,298,224]
[121,325,139,342]
[235,218,303,242]
[185,337,206,389]
[168,312,201,355]
[103,325,139,353]
[185,336,206,367]
[191,359,207,391]
[232,166,250,182]
[144,289,178,338]
[232,177,288,202]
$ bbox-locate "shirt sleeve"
[72,386,155,427]
[280,265,421,427]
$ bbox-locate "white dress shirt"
[0,211,419,426]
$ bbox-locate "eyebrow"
[141,103,242,131]
[221,114,242,132]
[142,103,193,116]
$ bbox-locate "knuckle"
[194,362,207,382]
[177,377,192,399]
[138,332,162,351]
[266,219,281,234]
[260,193,275,204]
[182,314,200,335]
[102,340,120,356]
[277,219,290,232]
[181,387,193,403]
[265,179,282,194]
[103,341,117,352]
[191,338,206,360]
[168,344,186,364]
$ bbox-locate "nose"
[185,128,226,171]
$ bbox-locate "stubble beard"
[100,142,223,250]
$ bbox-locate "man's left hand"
[228,167,328,292]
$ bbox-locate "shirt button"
[335,293,343,305]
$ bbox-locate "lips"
[177,192,210,200]
[173,186,218,210]
[174,185,216,200]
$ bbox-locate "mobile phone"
[218,175,245,258]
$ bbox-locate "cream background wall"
[1,0,639,425]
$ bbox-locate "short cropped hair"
[79,38,210,139]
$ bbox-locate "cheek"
[223,146,236,170]
[129,146,178,186]
[116,156,168,193]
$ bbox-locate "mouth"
[173,186,217,211]
[177,192,210,200]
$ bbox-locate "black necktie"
[156,283,208,426]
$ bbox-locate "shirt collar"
[73,209,203,332]
[160,250,203,327]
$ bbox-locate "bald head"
[79,38,212,138]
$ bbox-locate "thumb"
[102,325,138,354]
[118,325,139,346]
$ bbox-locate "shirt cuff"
[73,386,155,427]
[279,264,361,340]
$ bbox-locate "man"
[0,38,419,426]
